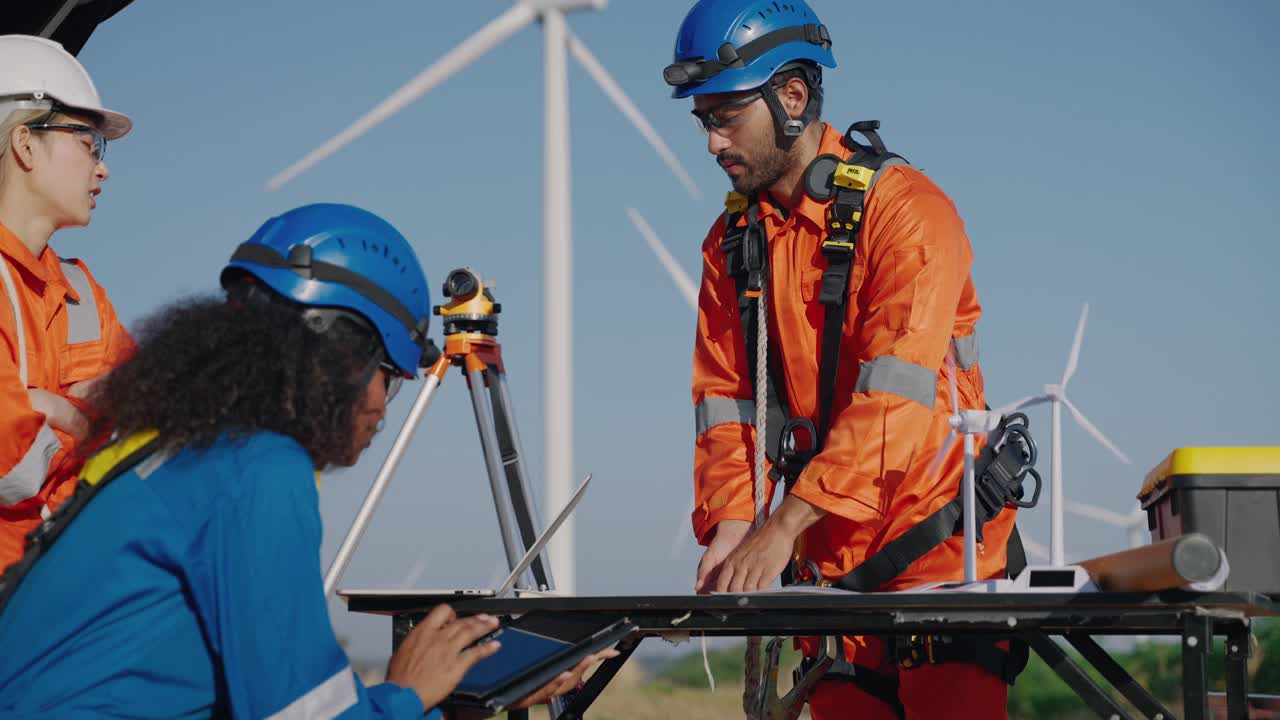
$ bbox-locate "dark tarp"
[2,0,136,56]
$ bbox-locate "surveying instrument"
[323,267,556,597]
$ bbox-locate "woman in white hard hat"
[0,34,136,570]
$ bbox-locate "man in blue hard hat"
[0,203,607,718]
[669,1,1027,718]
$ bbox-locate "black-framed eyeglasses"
[24,123,107,162]
[380,361,405,403]
[690,91,765,133]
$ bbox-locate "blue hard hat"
[220,203,432,376]
[665,0,835,98]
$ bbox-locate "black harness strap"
[720,122,906,473]
[799,649,905,717]
[836,414,1041,592]
[722,194,792,466]
[229,243,428,346]
[815,126,901,440]
[893,633,1030,685]
[0,436,163,615]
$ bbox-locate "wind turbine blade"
[567,32,702,200]
[266,4,537,190]
[1062,303,1089,388]
[1061,396,1132,465]
[993,395,1048,418]
[627,208,699,311]
[1064,498,1134,527]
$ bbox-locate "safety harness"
[0,432,162,615]
[720,121,1039,710]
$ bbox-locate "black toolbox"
[1139,447,1280,595]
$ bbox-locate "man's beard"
[720,139,794,195]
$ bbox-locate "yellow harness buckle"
[724,191,749,214]
[832,163,875,192]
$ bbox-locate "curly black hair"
[85,290,382,469]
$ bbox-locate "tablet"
[446,612,635,713]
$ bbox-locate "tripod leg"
[324,366,446,596]
[490,368,554,590]
[466,362,528,582]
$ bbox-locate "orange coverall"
[692,123,1015,717]
[0,223,134,570]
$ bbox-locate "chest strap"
[0,431,163,615]
[719,121,907,475]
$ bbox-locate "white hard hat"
[0,35,131,140]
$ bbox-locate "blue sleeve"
[183,437,432,719]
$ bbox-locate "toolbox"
[1139,447,1280,594]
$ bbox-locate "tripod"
[324,267,554,597]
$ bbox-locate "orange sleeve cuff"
[692,502,756,546]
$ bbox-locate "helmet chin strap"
[759,83,807,147]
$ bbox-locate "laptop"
[338,474,591,603]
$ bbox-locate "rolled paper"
[1078,533,1226,592]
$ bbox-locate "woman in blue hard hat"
[0,203,606,718]
[0,34,137,571]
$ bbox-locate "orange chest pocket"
[59,338,107,388]
[800,253,867,306]
[58,301,107,388]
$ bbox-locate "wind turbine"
[997,304,1132,567]
[268,2,701,594]
[1067,499,1148,550]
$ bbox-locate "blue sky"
[66,1,1278,659]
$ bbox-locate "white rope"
[743,286,769,719]
[753,288,769,528]
[702,634,717,693]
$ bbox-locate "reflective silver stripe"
[952,332,980,371]
[136,450,172,480]
[866,157,909,196]
[695,397,754,436]
[265,666,358,720]
[855,356,937,409]
[0,423,61,505]
[2,260,26,386]
[59,260,100,344]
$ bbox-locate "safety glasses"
[357,350,407,405]
[24,122,107,162]
[690,91,764,133]
[380,361,405,403]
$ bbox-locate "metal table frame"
[346,591,1278,720]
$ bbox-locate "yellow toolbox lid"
[1140,447,1280,498]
